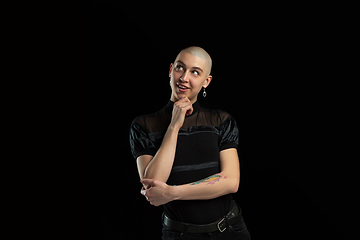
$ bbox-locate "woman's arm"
[137,126,179,181]
[137,97,193,183]
[140,148,240,206]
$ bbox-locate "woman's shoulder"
[198,106,235,127]
[201,105,234,117]
[131,108,171,133]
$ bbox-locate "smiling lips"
[177,83,190,92]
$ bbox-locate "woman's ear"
[169,63,173,77]
[202,75,212,88]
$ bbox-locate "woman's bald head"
[174,46,212,76]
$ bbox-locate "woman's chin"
[172,93,197,103]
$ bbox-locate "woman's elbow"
[229,178,240,194]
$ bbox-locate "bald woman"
[130,46,251,239]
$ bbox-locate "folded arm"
[141,148,240,206]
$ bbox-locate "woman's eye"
[176,66,184,71]
[192,70,199,75]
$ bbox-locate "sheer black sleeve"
[129,117,157,159]
[219,114,239,151]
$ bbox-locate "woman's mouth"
[176,83,190,92]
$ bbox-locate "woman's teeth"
[177,84,188,89]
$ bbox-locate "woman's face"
[169,52,212,103]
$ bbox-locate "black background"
[87,2,354,239]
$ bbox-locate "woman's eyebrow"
[176,60,203,72]
[176,60,186,66]
[191,67,203,73]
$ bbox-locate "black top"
[129,101,239,224]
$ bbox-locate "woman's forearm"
[140,172,239,206]
[140,149,240,206]
[142,97,192,183]
[143,125,179,182]
[171,172,239,201]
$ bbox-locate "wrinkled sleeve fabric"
[129,117,157,159]
[219,115,239,151]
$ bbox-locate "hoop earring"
[203,88,207,97]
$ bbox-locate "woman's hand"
[140,179,176,207]
[170,97,193,130]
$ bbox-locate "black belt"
[163,202,242,234]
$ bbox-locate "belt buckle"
[217,218,227,233]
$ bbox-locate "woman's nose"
[180,71,189,82]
